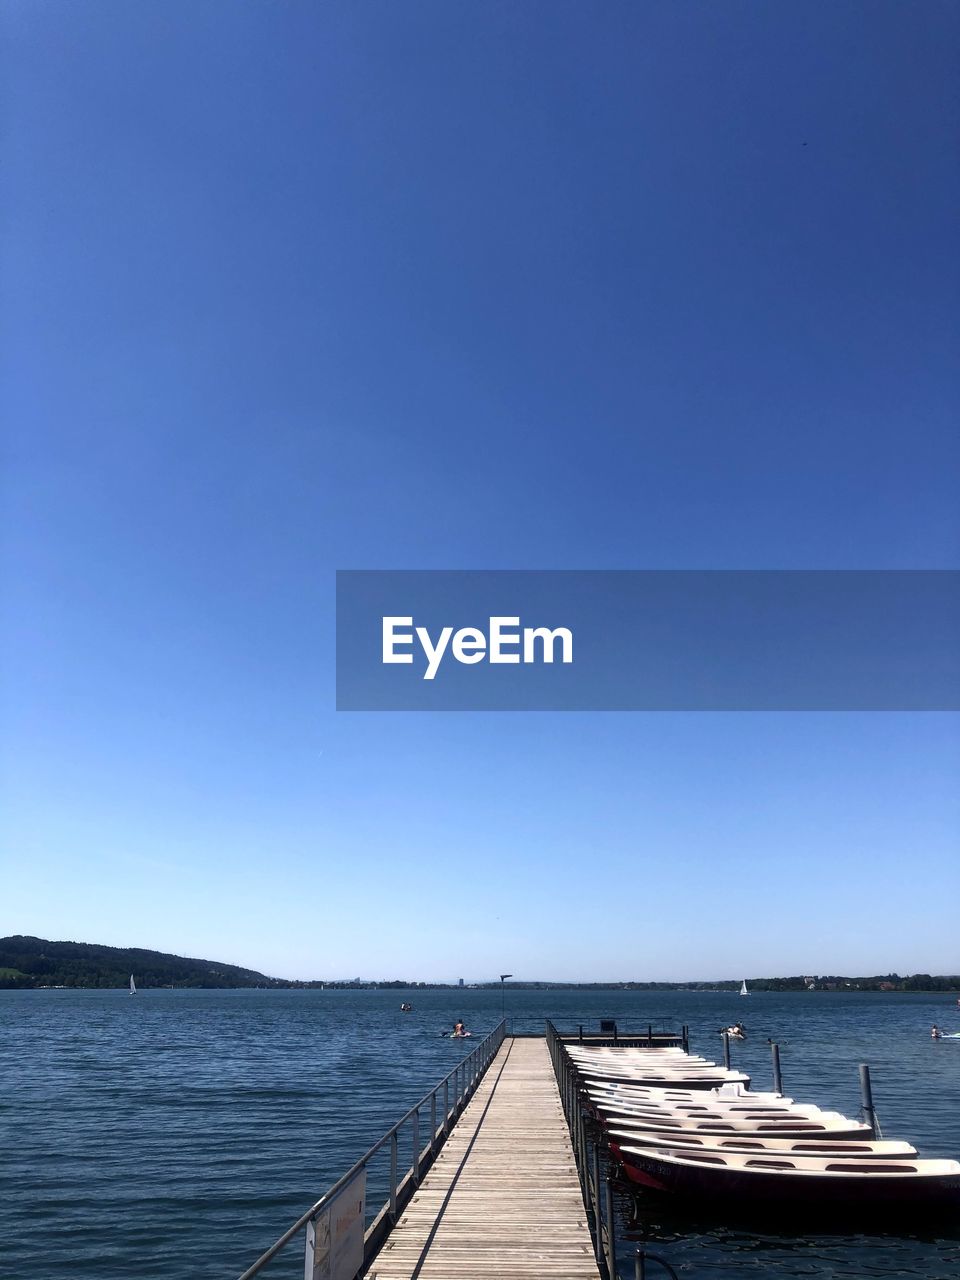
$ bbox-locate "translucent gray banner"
[336,571,960,710]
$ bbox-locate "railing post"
[604,1175,616,1280]
[411,1110,420,1184]
[771,1042,783,1095]
[389,1130,398,1221]
[430,1091,437,1153]
[577,1094,587,1181]
[591,1141,603,1263]
[443,1078,449,1133]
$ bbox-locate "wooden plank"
[364,1037,601,1280]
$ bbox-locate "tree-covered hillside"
[0,936,281,989]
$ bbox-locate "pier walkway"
[365,1037,600,1280]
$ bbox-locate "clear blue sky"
[3,2,958,981]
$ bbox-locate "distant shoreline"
[3,937,958,993]
[12,985,960,995]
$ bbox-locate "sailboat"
[740,980,750,997]
[129,974,137,996]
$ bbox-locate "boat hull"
[615,1150,960,1212]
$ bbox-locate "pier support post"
[771,1042,783,1095]
[721,1030,730,1070]
[859,1063,877,1139]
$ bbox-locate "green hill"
[0,935,281,989]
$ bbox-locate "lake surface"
[2,987,958,1278]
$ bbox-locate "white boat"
[590,1098,873,1138]
[587,1088,807,1116]
[129,974,137,995]
[612,1144,960,1209]
[583,1082,793,1106]
[607,1130,919,1159]
[740,980,749,996]
[580,1067,752,1088]
[587,1090,851,1122]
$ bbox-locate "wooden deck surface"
[365,1037,600,1280]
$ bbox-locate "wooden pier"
[365,1037,601,1280]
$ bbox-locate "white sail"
[740,980,749,996]
[129,974,137,995]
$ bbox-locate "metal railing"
[236,1019,507,1279]
[546,1019,618,1280]
[545,1019,687,1280]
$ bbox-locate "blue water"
[2,988,958,1278]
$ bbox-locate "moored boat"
[587,1091,836,1120]
[584,1082,793,1105]
[612,1145,960,1210]
[608,1130,919,1159]
[591,1104,874,1140]
[579,1069,752,1089]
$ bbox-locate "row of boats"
[566,1043,960,1214]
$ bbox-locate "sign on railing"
[304,1168,365,1280]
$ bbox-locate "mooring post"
[859,1063,877,1138]
[647,1023,653,1046]
[771,1042,783,1095]
[579,1024,583,1043]
[721,1029,730,1070]
[682,1023,689,1053]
